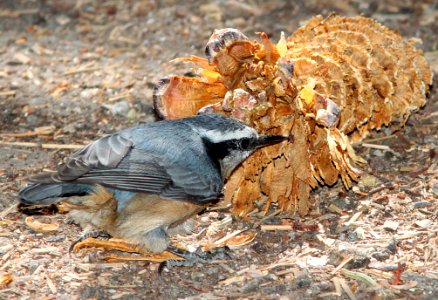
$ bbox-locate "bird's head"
[194,115,288,179]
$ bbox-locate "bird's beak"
[255,135,289,148]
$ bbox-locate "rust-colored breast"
[153,15,432,216]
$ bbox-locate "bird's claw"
[69,230,111,253]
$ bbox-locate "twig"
[332,277,343,296]
[274,267,296,276]
[45,275,58,294]
[361,143,392,151]
[0,91,16,97]
[0,141,84,150]
[344,211,363,226]
[108,94,130,102]
[361,135,396,143]
[64,67,101,76]
[260,224,292,231]
[0,9,39,17]
[339,277,357,300]
[219,263,235,274]
[331,256,353,275]
[255,209,281,225]
[395,231,427,240]
[2,126,55,138]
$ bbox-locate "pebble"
[109,101,130,116]
[190,271,204,281]
[199,3,221,15]
[358,174,381,189]
[80,88,100,100]
[46,235,65,242]
[371,250,391,261]
[240,279,260,293]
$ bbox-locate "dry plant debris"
[154,15,433,217]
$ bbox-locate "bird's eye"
[240,138,250,150]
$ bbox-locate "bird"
[18,113,287,260]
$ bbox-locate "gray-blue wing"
[29,133,222,203]
[30,133,133,183]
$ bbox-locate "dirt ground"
[0,0,437,299]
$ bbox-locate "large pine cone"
[154,15,433,216]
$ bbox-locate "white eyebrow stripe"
[196,127,257,143]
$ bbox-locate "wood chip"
[415,219,433,229]
[260,224,293,231]
[30,247,59,254]
[12,52,31,64]
[383,220,399,231]
[46,275,58,294]
[339,277,357,300]
[25,217,59,233]
[0,273,13,287]
[0,141,84,150]
[361,143,392,151]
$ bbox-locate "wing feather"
[29,122,223,203]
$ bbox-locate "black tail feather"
[18,183,92,205]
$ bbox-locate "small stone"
[109,101,130,116]
[132,0,157,16]
[294,269,312,289]
[371,251,391,261]
[11,52,31,64]
[56,15,71,26]
[46,235,65,242]
[190,271,204,281]
[358,174,382,189]
[383,220,399,231]
[80,88,100,100]
[346,255,371,269]
[199,3,221,15]
[127,108,137,121]
[355,227,366,239]
[240,279,260,293]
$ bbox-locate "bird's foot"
[158,245,231,274]
[69,230,111,253]
[71,238,183,262]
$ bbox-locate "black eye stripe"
[203,137,252,160]
[240,138,250,150]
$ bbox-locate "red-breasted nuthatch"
[18,114,287,256]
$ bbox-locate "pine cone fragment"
[153,15,433,216]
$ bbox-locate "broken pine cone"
[153,15,433,216]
